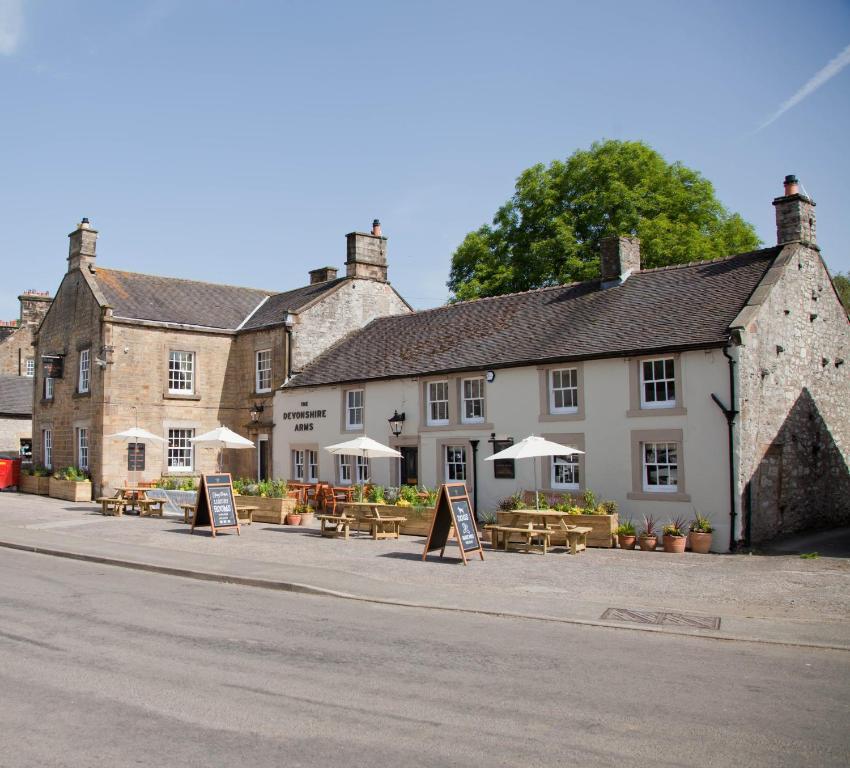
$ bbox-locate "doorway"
[399,447,418,485]
[258,435,270,481]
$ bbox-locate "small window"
[641,358,676,408]
[345,389,364,430]
[551,454,579,489]
[44,377,54,400]
[307,449,318,483]
[445,445,467,481]
[77,428,89,471]
[461,377,484,424]
[642,442,678,492]
[256,349,272,393]
[550,368,578,413]
[355,456,369,483]
[168,351,195,394]
[78,349,90,393]
[43,429,52,470]
[338,454,352,484]
[167,428,194,471]
[292,449,305,481]
[25,358,35,377]
[427,381,449,426]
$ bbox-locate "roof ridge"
[95,267,273,295]
[635,246,780,275]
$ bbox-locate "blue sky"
[1,0,849,320]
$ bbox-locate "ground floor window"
[42,429,52,470]
[167,429,194,471]
[307,449,318,483]
[551,454,579,489]
[642,442,678,492]
[445,445,467,481]
[77,428,89,472]
[337,454,369,484]
[292,449,305,481]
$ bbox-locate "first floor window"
[168,351,195,393]
[642,442,678,492]
[641,357,675,408]
[44,377,54,400]
[307,449,318,483]
[461,377,484,423]
[427,381,449,425]
[445,445,467,481]
[346,389,364,430]
[293,449,305,481]
[42,429,52,469]
[77,428,89,471]
[256,349,272,392]
[167,429,194,471]
[551,454,579,489]
[550,368,578,413]
[25,358,35,377]
[78,348,90,393]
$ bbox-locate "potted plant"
[688,512,714,554]
[299,504,315,527]
[48,466,92,502]
[615,519,637,550]
[662,516,688,553]
[638,515,657,551]
[20,464,51,495]
[286,502,306,526]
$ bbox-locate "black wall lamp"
[388,410,406,437]
[250,403,265,423]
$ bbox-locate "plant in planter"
[498,493,524,513]
[688,511,714,554]
[616,519,637,550]
[233,478,296,524]
[286,502,307,526]
[638,515,658,551]
[49,466,92,502]
[662,516,688,553]
[20,464,51,494]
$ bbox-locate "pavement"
[1,491,849,650]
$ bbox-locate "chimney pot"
[783,175,799,196]
[371,219,382,237]
[773,175,816,248]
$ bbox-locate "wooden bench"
[355,507,407,540]
[560,525,592,555]
[235,505,256,525]
[317,514,356,539]
[485,524,552,554]
[180,503,195,524]
[137,498,165,517]
[97,496,125,516]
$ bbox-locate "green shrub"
[399,485,419,504]
[55,466,89,482]
[615,519,636,536]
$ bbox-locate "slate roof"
[93,269,341,331]
[286,247,782,388]
[0,375,34,416]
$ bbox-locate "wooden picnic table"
[489,510,592,554]
[317,512,357,539]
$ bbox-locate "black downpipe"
[711,339,739,551]
[469,440,479,522]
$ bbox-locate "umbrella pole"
[534,460,539,511]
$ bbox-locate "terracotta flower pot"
[299,512,315,526]
[618,534,637,550]
[638,535,657,551]
[663,533,687,553]
[688,531,713,554]
[285,513,302,526]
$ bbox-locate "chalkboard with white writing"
[422,483,484,565]
[191,474,241,537]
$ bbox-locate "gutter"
[711,337,740,552]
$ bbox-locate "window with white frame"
[307,449,318,483]
[345,389,364,430]
[44,377,54,400]
[355,456,369,483]
[168,351,195,394]
[445,445,467,481]
[642,442,678,492]
[427,381,449,426]
[338,454,369,484]
[641,358,676,408]
[77,428,89,471]
[549,368,578,413]
[292,449,305,481]
[78,349,90,393]
[461,377,484,423]
[43,429,52,469]
[25,358,34,377]
[338,454,352,484]
[167,428,194,471]
[551,454,579,489]
[256,349,272,393]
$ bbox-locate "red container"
[0,458,21,489]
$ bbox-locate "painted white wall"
[274,349,732,549]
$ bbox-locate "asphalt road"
[1,549,848,768]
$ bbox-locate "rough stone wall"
[736,244,850,543]
[291,279,411,373]
[0,294,52,377]
[0,415,30,453]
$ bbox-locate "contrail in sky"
[758,42,850,131]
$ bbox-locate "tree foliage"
[833,272,850,315]
[448,140,761,301]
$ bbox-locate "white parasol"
[324,436,402,500]
[106,427,166,486]
[191,426,255,472]
[484,435,584,510]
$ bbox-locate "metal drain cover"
[601,607,721,630]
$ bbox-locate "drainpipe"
[711,337,739,552]
[284,313,294,382]
[469,440,479,521]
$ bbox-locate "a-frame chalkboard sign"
[422,483,484,565]
[191,474,240,537]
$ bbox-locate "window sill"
[72,391,91,399]
[539,412,584,422]
[626,407,687,418]
[627,491,691,502]
[254,389,272,396]
[163,392,202,401]
[40,399,54,405]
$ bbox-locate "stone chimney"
[345,219,388,281]
[18,290,51,328]
[309,266,339,285]
[600,236,640,287]
[773,174,817,248]
[68,218,98,272]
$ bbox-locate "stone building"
[31,219,410,496]
[276,176,849,550]
[0,375,33,456]
[0,290,52,378]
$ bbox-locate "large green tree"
[448,140,761,301]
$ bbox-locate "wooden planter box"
[48,477,93,502]
[234,495,297,524]
[20,474,50,495]
[342,502,437,536]
[496,510,618,548]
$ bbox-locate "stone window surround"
[537,363,585,422]
[162,421,197,474]
[340,387,365,433]
[291,442,320,483]
[389,436,419,487]
[536,432,586,497]
[43,376,54,402]
[435,438,476,487]
[627,428,691,502]
[627,354,687,417]
[420,374,494,432]
[42,425,53,470]
[164,348,200,400]
[75,420,91,472]
[255,348,272,394]
[460,376,486,425]
[77,347,91,394]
